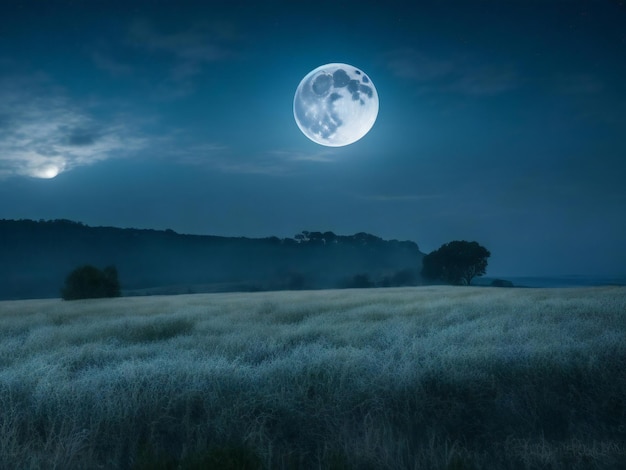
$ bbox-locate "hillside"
[0,219,424,300]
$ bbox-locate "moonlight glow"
[293,63,379,147]
[32,164,61,179]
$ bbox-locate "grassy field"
[0,286,625,469]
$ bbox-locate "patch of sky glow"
[0,75,146,179]
[32,164,61,179]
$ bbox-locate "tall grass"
[0,286,625,469]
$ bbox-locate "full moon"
[293,63,379,147]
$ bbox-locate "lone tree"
[422,240,490,286]
[61,265,121,300]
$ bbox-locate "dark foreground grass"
[0,286,625,469]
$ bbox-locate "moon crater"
[293,63,379,147]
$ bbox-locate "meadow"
[0,286,625,469]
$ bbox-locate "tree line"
[60,240,491,300]
[1,219,429,299]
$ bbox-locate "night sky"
[1,0,625,277]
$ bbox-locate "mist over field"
[0,219,424,300]
[1,286,625,469]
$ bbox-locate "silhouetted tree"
[322,231,337,244]
[422,241,490,285]
[345,273,373,288]
[286,272,306,290]
[307,231,325,244]
[61,264,121,300]
[102,266,121,296]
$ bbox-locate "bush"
[61,265,121,300]
[491,279,514,288]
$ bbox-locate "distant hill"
[0,219,425,300]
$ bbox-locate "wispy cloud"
[356,193,443,202]
[156,140,283,175]
[159,144,336,176]
[387,49,454,82]
[115,19,240,99]
[386,49,521,96]
[0,75,146,179]
[88,19,241,100]
[266,149,336,163]
[447,65,519,96]
[128,19,233,63]
[554,73,604,94]
[215,159,290,176]
[91,51,135,78]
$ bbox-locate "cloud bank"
[0,75,146,179]
[386,49,520,96]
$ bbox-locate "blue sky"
[1,0,625,277]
